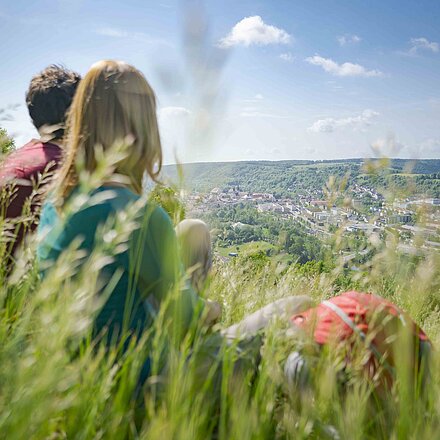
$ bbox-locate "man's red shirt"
[0,139,62,255]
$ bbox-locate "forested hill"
[162,159,440,197]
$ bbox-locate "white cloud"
[159,106,191,118]
[306,55,383,77]
[218,16,291,48]
[337,34,361,46]
[280,52,294,62]
[408,37,439,55]
[308,109,379,133]
[254,93,264,100]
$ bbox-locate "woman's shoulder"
[39,186,173,236]
[79,188,174,237]
[147,203,172,223]
[136,202,174,238]
[62,185,138,218]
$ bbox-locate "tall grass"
[0,141,439,440]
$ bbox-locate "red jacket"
[0,139,62,257]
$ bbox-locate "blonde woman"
[36,60,309,390]
[37,61,214,360]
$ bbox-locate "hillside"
[163,158,440,197]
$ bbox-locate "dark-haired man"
[0,65,81,265]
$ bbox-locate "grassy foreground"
[0,154,440,439]
[1,227,439,439]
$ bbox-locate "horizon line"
[163,157,440,166]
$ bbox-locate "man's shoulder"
[9,138,60,154]
[0,139,62,182]
[17,139,62,160]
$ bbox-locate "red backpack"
[291,291,430,381]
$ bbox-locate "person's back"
[36,61,206,383]
[0,65,80,263]
[286,291,431,391]
[0,140,62,215]
[38,185,194,343]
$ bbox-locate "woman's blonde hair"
[56,60,162,202]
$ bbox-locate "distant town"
[184,183,440,255]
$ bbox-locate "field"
[2,0,440,436]
[216,241,291,263]
[1,149,440,439]
[1,232,440,439]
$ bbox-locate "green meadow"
[1,146,440,439]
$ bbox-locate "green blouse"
[37,185,203,345]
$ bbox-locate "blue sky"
[1,0,439,163]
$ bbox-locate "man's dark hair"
[25,65,81,139]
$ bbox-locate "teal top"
[37,185,203,345]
